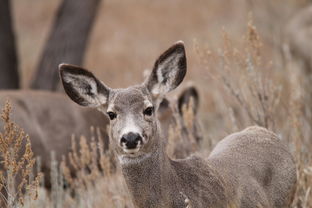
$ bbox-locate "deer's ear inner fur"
[146,41,187,98]
[59,64,110,107]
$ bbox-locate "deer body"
[0,90,109,187]
[0,90,109,160]
[60,42,296,207]
[209,126,296,207]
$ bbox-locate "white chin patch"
[123,148,140,154]
[118,152,152,165]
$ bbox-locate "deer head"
[59,41,186,162]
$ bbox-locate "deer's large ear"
[145,41,187,98]
[59,64,110,107]
[178,86,199,116]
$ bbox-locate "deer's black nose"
[120,132,143,149]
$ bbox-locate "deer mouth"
[123,147,141,155]
[118,151,153,165]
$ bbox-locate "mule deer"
[0,86,200,187]
[60,41,297,207]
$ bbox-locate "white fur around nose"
[121,115,142,137]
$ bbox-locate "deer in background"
[60,41,297,207]
[161,86,202,159]
[0,91,108,188]
[0,0,104,199]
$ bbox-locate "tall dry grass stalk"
[196,16,282,132]
[0,101,42,208]
[289,97,312,207]
[62,127,112,190]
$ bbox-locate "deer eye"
[107,112,117,120]
[143,107,154,116]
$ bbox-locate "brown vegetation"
[0,101,41,207]
[0,0,311,207]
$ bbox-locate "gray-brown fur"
[60,41,297,207]
[0,90,109,187]
[209,126,297,207]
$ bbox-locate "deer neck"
[119,130,230,208]
[119,131,185,207]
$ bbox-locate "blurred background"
[10,0,310,134]
[11,0,304,87]
[1,0,312,207]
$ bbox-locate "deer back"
[208,126,297,207]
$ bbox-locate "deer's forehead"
[108,87,152,111]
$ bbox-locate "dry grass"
[195,16,284,139]
[10,129,132,208]
[2,0,312,207]
[167,96,200,159]
[0,101,41,207]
